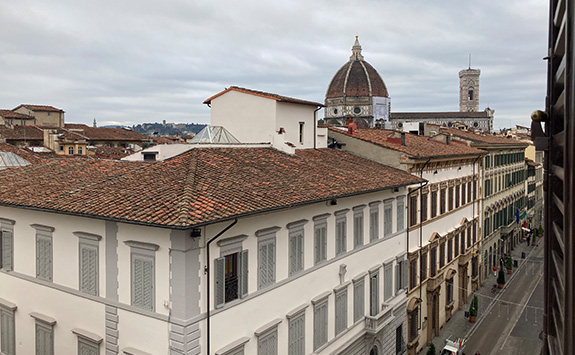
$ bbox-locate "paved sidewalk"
[421,236,542,354]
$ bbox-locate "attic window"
[143,152,158,162]
[299,122,304,144]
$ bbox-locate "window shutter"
[314,228,320,264]
[370,274,378,316]
[296,233,303,272]
[80,244,98,295]
[258,330,278,355]
[240,250,248,298]
[402,260,408,290]
[269,242,275,285]
[395,264,401,292]
[259,242,267,288]
[215,257,225,308]
[36,235,52,281]
[2,231,13,271]
[1,309,15,355]
[289,235,297,275]
[132,257,144,308]
[142,258,153,311]
[289,314,305,355]
[354,280,364,322]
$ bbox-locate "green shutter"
[214,257,225,308]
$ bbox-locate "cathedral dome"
[325,38,389,99]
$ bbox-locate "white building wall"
[209,90,277,144]
[202,189,411,354]
[275,101,318,149]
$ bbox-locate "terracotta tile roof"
[330,128,485,159]
[0,143,45,163]
[390,111,492,119]
[0,110,34,119]
[203,86,324,107]
[91,146,134,160]
[441,127,529,146]
[65,124,148,141]
[13,104,64,113]
[0,147,423,228]
[0,126,44,140]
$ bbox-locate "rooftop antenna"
[468,54,471,69]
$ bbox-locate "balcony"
[365,306,395,335]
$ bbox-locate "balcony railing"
[365,306,394,335]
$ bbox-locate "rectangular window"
[454,234,459,258]
[395,260,407,293]
[431,191,438,218]
[467,227,472,249]
[77,146,83,155]
[35,319,54,355]
[298,122,304,144]
[420,252,427,281]
[397,197,405,231]
[409,258,417,290]
[1,221,14,271]
[421,193,428,222]
[258,328,278,355]
[353,208,364,249]
[258,236,276,290]
[384,201,393,237]
[447,238,453,263]
[288,223,305,276]
[384,263,393,301]
[353,278,365,322]
[467,182,472,203]
[446,278,454,304]
[396,324,405,355]
[314,217,327,265]
[215,238,248,308]
[439,242,445,268]
[472,255,479,278]
[455,185,460,208]
[430,247,437,277]
[440,188,446,214]
[0,304,16,355]
[408,307,419,342]
[35,226,53,282]
[132,252,155,311]
[370,272,379,316]
[68,146,74,155]
[460,232,465,255]
[335,212,347,256]
[313,299,328,351]
[335,288,348,335]
[448,186,454,211]
[369,205,379,242]
[409,195,417,227]
[288,312,305,355]
[473,223,477,245]
[78,235,99,296]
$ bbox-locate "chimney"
[348,122,357,135]
[401,132,406,146]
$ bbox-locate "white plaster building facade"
[0,88,423,355]
[326,127,484,354]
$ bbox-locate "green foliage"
[469,294,478,317]
[506,255,513,270]
[426,343,436,355]
[497,268,506,285]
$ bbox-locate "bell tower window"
[468,89,474,100]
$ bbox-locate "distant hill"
[131,123,207,137]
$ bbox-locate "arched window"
[68,147,74,155]
[468,89,474,100]
[369,345,378,355]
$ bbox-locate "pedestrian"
[527,235,531,246]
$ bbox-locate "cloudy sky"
[1,0,548,129]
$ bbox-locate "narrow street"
[463,242,544,355]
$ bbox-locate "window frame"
[76,232,101,296]
[128,242,157,312]
[256,228,279,290]
[33,224,54,282]
[335,210,348,256]
[0,218,15,272]
[384,200,394,237]
[313,215,329,265]
[287,221,307,277]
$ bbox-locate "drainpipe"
[205,219,238,355]
[314,106,322,149]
